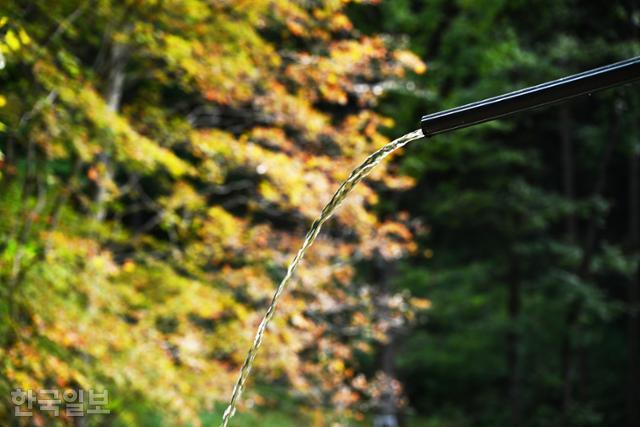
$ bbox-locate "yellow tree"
[0,1,428,424]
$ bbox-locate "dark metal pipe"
[420,56,640,137]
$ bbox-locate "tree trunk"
[626,121,639,427]
[560,105,578,423]
[95,41,128,221]
[561,106,576,242]
[375,335,400,427]
[561,101,619,425]
[373,252,401,427]
[507,252,521,427]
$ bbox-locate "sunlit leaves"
[0,0,427,423]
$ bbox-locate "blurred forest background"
[0,1,639,426]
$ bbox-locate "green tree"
[349,1,640,426]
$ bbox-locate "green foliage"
[348,0,640,426]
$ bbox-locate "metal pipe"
[420,56,640,137]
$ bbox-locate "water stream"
[220,128,425,427]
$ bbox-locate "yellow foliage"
[0,0,425,422]
[394,49,428,74]
[3,30,21,51]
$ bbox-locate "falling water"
[220,129,425,427]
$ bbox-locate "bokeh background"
[0,1,639,426]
